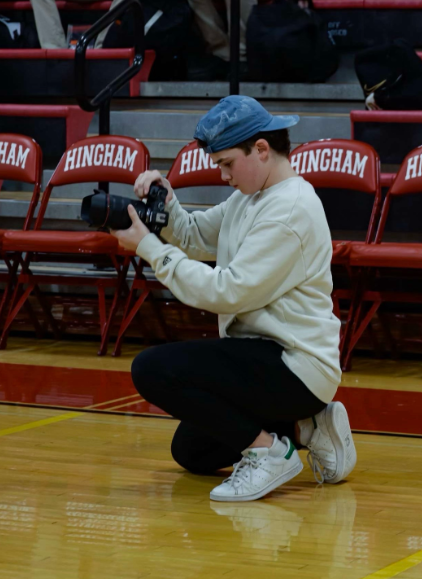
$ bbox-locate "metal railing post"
[75,0,145,191]
[230,0,240,95]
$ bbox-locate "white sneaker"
[210,436,303,502]
[306,402,357,484]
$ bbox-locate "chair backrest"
[375,145,422,242]
[290,138,381,241]
[290,138,379,192]
[35,135,149,229]
[166,141,225,189]
[0,133,42,230]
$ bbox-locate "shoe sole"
[326,401,357,484]
[209,454,303,502]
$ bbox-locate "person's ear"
[255,138,270,160]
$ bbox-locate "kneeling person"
[112,95,357,501]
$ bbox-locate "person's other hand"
[111,204,150,252]
[134,170,174,204]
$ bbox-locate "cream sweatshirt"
[136,176,341,403]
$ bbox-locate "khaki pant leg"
[30,0,67,48]
[225,0,257,59]
[187,0,230,62]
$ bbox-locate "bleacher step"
[88,108,353,163]
[140,81,362,101]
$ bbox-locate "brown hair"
[196,128,291,158]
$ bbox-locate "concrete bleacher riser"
[91,108,351,162]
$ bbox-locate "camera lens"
[81,184,169,233]
[81,191,146,230]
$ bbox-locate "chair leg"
[98,259,131,357]
[112,286,150,357]
[0,281,12,325]
[342,300,382,372]
[0,254,20,324]
[0,282,36,350]
[32,285,62,339]
[377,311,398,359]
[23,298,44,338]
[339,268,368,371]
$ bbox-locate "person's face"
[210,140,270,195]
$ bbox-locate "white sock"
[298,417,316,446]
[268,433,288,457]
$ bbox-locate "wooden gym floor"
[0,337,422,579]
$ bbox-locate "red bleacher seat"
[290,139,381,363]
[0,105,94,165]
[349,241,422,268]
[290,138,381,260]
[0,134,42,328]
[0,135,150,354]
[166,141,226,188]
[342,145,422,368]
[351,110,422,189]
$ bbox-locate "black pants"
[131,338,327,474]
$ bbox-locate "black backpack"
[103,0,192,80]
[0,15,39,48]
[246,0,338,83]
[355,39,422,110]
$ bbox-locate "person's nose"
[220,168,231,182]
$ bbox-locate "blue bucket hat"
[194,95,300,154]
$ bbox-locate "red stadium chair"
[0,135,149,353]
[289,139,382,360]
[111,140,226,356]
[350,110,422,189]
[342,145,422,368]
[0,134,42,330]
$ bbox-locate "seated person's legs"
[30,0,67,48]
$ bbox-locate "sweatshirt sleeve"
[159,193,227,261]
[136,220,306,315]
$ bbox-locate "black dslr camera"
[80,184,169,235]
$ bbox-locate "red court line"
[0,362,421,435]
[0,362,166,417]
[334,387,422,436]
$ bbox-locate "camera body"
[81,184,169,235]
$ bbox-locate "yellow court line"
[0,396,147,438]
[361,549,422,579]
[0,412,82,438]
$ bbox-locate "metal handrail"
[75,0,145,190]
[75,0,145,113]
[229,0,240,95]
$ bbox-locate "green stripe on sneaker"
[312,416,317,429]
[285,439,296,460]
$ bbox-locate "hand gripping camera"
[80,184,169,235]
